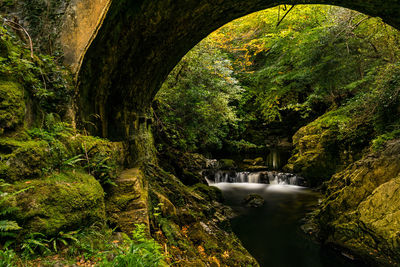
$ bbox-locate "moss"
[191,183,223,203]
[218,159,236,170]
[144,164,258,266]
[7,170,105,236]
[105,168,149,233]
[284,108,373,186]
[68,135,125,184]
[0,80,25,134]
[0,138,51,182]
[315,139,400,265]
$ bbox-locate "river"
[212,182,364,267]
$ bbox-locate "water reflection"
[212,183,363,267]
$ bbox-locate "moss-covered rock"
[158,147,207,185]
[0,127,125,184]
[0,138,51,182]
[315,139,400,265]
[218,158,236,170]
[68,135,125,184]
[284,122,340,186]
[243,194,264,208]
[284,110,372,186]
[106,168,149,233]
[7,170,105,236]
[0,80,25,134]
[144,165,259,266]
[191,183,223,203]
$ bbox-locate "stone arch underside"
[74,0,400,164]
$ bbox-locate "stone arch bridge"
[58,0,400,163]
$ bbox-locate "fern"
[100,224,166,267]
[21,233,51,258]
[47,230,79,252]
[0,179,32,248]
[0,221,21,232]
[61,154,85,169]
[0,249,17,267]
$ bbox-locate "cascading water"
[208,170,303,185]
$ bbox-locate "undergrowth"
[0,224,166,267]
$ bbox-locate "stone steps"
[105,168,149,233]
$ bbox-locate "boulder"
[7,171,105,236]
[243,194,265,208]
[316,139,400,264]
[0,138,51,182]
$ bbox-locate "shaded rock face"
[316,140,400,265]
[284,113,371,186]
[158,147,208,186]
[284,120,342,186]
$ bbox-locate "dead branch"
[3,19,34,59]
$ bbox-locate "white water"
[208,170,302,185]
[212,182,307,193]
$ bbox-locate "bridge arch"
[74,0,400,163]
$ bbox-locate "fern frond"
[0,220,21,232]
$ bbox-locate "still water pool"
[212,183,364,267]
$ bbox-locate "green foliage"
[27,123,120,186]
[83,149,118,187]
[0,249,17,267]
[47,230,79,253]
[21,232,51,258]
[226,6,400,124]
[100,224,165,267]
[66,223,117,261]
[372,130,400,151]
[0,25,72,116]
[156,5,400,158]
[0,179,32,248]
[154,39,242,152]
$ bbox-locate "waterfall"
[208,170,303,185]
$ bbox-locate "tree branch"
[3,19,34,59]
[276,5,296,28]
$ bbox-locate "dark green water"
[213,183,364,267]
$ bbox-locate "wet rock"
[253,157,264,165]
[219,159,237,170]
[244,165,269,172]
[243,194,265,208]
[316,139,400,265]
